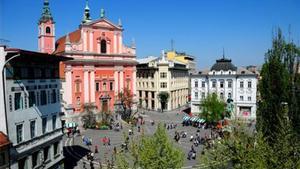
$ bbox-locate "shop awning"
[65,122,77,128]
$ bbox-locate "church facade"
[38,0,137,121]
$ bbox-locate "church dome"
[210,58,237,71]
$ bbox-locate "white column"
[120,70,124,91]
[83,30,87,52]
[118,33,123,54]
[84,69,89,103]
[90,70,95,103]
[89,31,93,52]
[114,70,119,94]
[113,33,117,54]
[0,47,7,134]
[132,69,137,96]
[65,67,73,105]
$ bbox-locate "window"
[195,92,198,99]
[110,82,113,91]
[248,96,252,101]
[220,92,224,99]
[220,81,224,88]
[201,92,205,99]
[54,142,60,156]
[103,82,107,91]
[51,89,56,103]
[9,95,12,111]
[43,146,50,161]
[151,92,155,99]
[16,124,23,143]
[30,121,36,138]
[42,117,47,134]
[101,40,107,53]
[212,81,216,88]
[240,81,244,88]
[228,80,232,88]
[52,115,56,130]
[248,81,252,88]
[160,72,167,78]
[29,91,36,107]
[201,81,205,88]
[18,157,27,169]
[160,82,167,88]
[40,90,47,105]
[96,82,100,91]
[75,82,81,92]
[32,152,38,168]
[194,80,198,87]
[228,92,232,99]
[151,82,154,88]
[76,97,80,105]
[46,27,51,34]
[240,96,244,101]
[139,91,142,97]
[14,93,22,110]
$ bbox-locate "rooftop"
[211,58,237,71]
[0,132,10,148]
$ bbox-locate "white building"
[136,52,189,111]
[0,46,71,169]
[191,57,258,120]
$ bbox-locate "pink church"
[38,0,137,118]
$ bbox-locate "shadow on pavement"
[64,145,91,169]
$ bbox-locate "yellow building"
[166,51,197,74]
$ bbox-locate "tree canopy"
[116,124,184,169]
[200,93,226,123]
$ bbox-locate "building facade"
[0,132,10,169]
[191,57,257,120]
[0,46,70,169]
[166,51,197,74]
[136,52,189,111]
[38,1,137,122]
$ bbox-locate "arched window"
[46,27,51,34]
[101,40,107,53]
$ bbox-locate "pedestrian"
[94,145,98,153]
[138,126,141,132]
[108,137,111,146]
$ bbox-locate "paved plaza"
[64,110,212,169]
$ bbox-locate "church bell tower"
[38,0,55,54]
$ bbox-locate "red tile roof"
[54,29,81,54]
[0,132,10,148]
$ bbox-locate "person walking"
[94,145,98,153]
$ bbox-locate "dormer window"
[46,27,51,34]
[101,39,107,53]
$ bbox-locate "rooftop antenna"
[222,47,225,59]
[171,39,174,51]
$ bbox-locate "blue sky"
[1,0,300,69]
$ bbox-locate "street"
[63,110,211,169]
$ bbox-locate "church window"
[101,40,107,53]
[46,27,51,34]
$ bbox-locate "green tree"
[199,122,270,169]
[116,124,184,169]
[118,87,136,121]
[81,103,96,129]
[200,93,225,123]
[158,92,170,112]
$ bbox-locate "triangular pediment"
[85,18,122,30]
